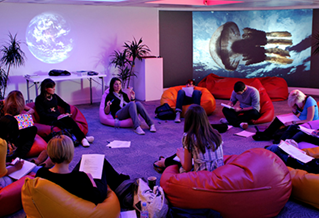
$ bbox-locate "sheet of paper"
[221,103,234,109]
[276,113,300,126]
[299,125,315,135]
[234,130,255,138]
[278,141,314,163]
[120,210,137,218]
[8,158,36,180]
[182,87,194,97]
[107,140,131,148]
[227,125,233,130]
[79,154,105,179]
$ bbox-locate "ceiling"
[2,0,319,10]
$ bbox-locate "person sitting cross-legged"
[220,81,261,130]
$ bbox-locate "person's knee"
[193,90,202,96]
[178,89,185,95]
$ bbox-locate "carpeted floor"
[6,97,319,217]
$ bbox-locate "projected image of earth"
[26,12,74,64]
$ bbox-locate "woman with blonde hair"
[253,89,318,141]
[36,135,131,205]
[0,91,37,161]
[153,104,224,173]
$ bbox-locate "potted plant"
[110,37,150,89]
[0,32,26,99]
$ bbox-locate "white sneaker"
[86,136,94,143]
[240,122,248,130]
[220,118,228,124]
[150,124,156,133]
[81,138,90,147]
[175,112,181,123]
[135,126,145,135]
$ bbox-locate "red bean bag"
[27,102,88,139]
[25,134,47,158]
[198,73,288,101]
[0,175,34,217]
[160,148,292,218]
[160,86,216,117]
[249,79,274,124]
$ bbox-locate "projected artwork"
[26,12,74,64]
[193,10,312,87]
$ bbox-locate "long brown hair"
[183,104,222,153]
[4,90,25,116]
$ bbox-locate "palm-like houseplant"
[110,37,150,88]
[0,32,26,99]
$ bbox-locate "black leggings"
[52,116,85,142]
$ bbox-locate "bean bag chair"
[160,86,216,117]
[22,177,121,218]
[249,79,274,124]
[287,146,319,209]
[25,134,47,158]
[0,175,33,217]
[160,148,292,218]
[26,102,89,139]
[99,89,133,127]
[198,73,288,101]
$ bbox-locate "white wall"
[0,3,159,105]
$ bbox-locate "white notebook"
[8,158,36,180]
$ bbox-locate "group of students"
[1,76,319,208]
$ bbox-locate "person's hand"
[26,108,35,114]
[8,143,17,156]
[13,159,24,170]
[106,100,112,107]
[234,107,242,112]
[130,89,135,99]
[176,147,184,159]
[86,173,97,188]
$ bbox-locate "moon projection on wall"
[26,12,74,64]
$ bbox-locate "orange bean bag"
[160,86,216,116]
[160,148,292,218]
[249,79,274,124]
[198,73,288,101]
[27,102,89,139]
[22,177,121,218]
[287,146,319,209]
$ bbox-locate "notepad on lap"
[14,114,34,130]
[8,158,36,180]
[276,113,300,126]
[221,103,234,110]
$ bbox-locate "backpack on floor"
[155,103,175,120]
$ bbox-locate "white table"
[25,73,106,104]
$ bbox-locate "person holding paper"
[0,138,24,188]
[253,89,318,141]
[220,81,260,130]
[36,135,131,205]
[104,77,156,135]
[266,143,319,174]
[0,91,37,161]
[153,105,224,173]
[35,78,94,147]
[174,79,202,123]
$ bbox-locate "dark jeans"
[280,124,319,145]
[222,107,260,127]
[53,116,85,142]
[176,90,202,112]
[73,158,130,199]
[266,144,319,174]
[264,117,285,138]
